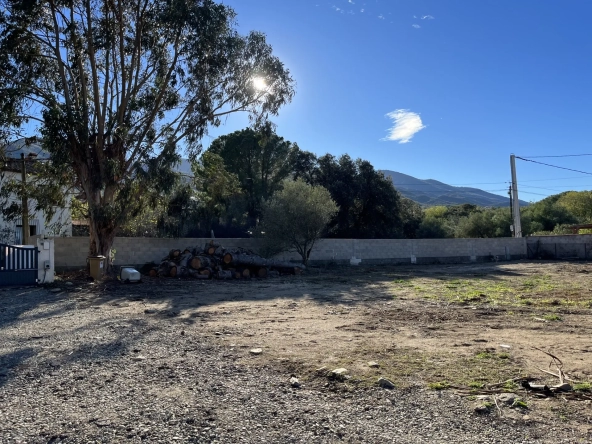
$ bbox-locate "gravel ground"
[0,285,588,443]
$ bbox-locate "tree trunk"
[88,215,117,272]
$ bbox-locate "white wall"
[0,170,72,245]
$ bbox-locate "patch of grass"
[542,313,562,321]
[512,399,528,409]
[390,272,586,308]
[503,380,519,392]
[482,401,494,408]
[476,351,492,359]
[497,352,510,359]
[469,381,484,389]
[573,382,592,392]
[428,381,449,390]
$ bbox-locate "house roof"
[2,138,50,159]
[1,138,49,173]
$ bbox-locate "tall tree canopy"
[0,0,294,265]
[307,154,403,238]
[206,126,298,225]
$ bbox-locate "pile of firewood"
[145,241,304,279]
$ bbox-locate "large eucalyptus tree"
[0,0,294,266]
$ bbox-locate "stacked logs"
[146,241,304,280]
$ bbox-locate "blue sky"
[211,0,592,202]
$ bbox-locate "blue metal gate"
[0,244,39,286]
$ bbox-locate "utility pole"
[20,153,30,245]
[508,185,513,224]
[510,154,522,238]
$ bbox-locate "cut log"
[255,267,268,278]
[168,249,182,260]
[148,268,158,278]
[199,267,213,278]
[216,270,233,280]
[206,245,220,255]
[233,271,242,279]
[190,256,213,270]
[188,269,210,279]
[179,253,193,268]
[268,270,280,278]
[158,261,178,277]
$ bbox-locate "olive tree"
[259,179,337,265]
[0,0,294,267]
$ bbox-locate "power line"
[520,154,592,159]
[515,157,592,176]
[519,190,548,196]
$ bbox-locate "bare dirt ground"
[1,260,592,442]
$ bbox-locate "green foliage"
[573,382,592,392]
[400,198,424,239]
[0,0,294,262]
[207,125,298,225]
[416,216,453,239]
[192,151,246,235]
[556,191,592,222]
[314,154,403,238]
[428,381,449,390]
[258,179,337,264]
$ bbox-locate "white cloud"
[348,0,355,3]
[382,109,426,143]
[360,8,364,12]
[378,14,384,19]
[412,24,420,28]
[421,15,434,20]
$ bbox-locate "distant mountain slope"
[381,170,528,207]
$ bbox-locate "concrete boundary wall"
[40,236,528,270]
[527,235,592,260]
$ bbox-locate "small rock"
[476,395,492,401]
[315,366,328,375]
[214,332,223,336]
[368,361,380,368]
[144,309,156,314]
[249,348,263,355]
[50,288,62,293]
[132,356,146,361]
[474,405,490,415]
[523,415,530,421]
[377,377,395,389]
[330,368,349,381]
[65,281,74,286]
[500,344,511,349]
[290,377,301,388]
[498,393,517,405]
[95,419,111,427]
[180,330,185,336]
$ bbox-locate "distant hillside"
[381,170,528,207]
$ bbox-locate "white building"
[0,139,72,245]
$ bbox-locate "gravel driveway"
[0,284,587,443]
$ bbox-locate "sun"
[252,77,267,91]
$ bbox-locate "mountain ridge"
[381,170,528,207]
